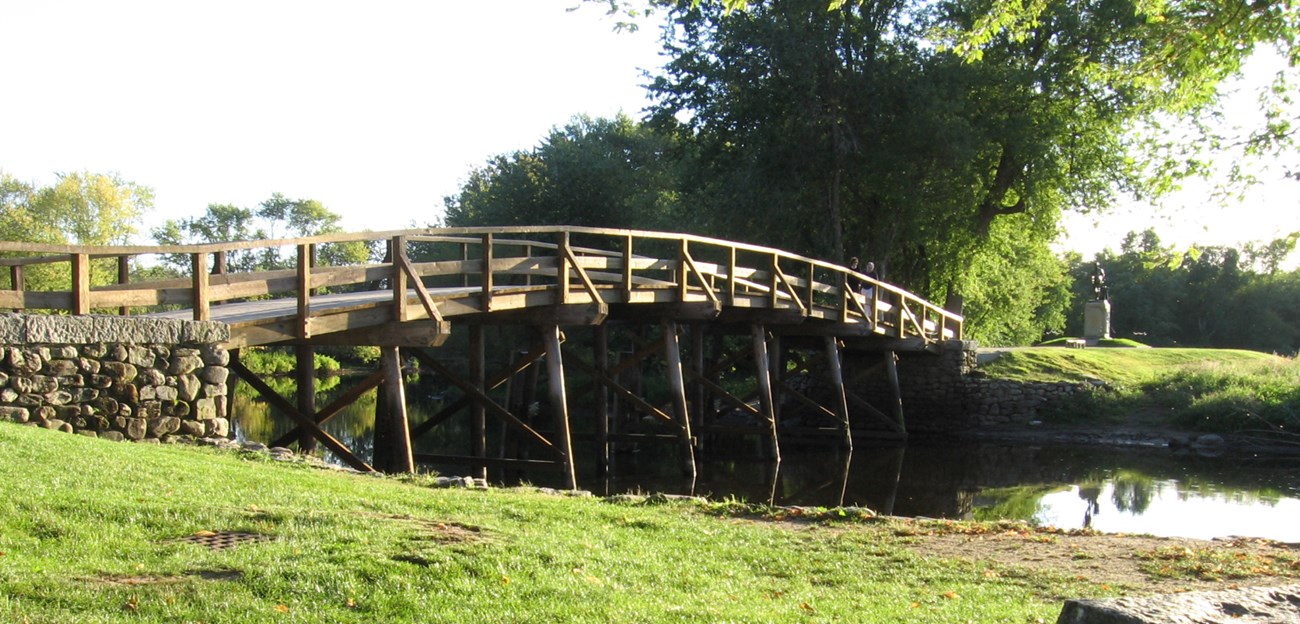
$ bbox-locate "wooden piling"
[824,336,852,451]
[662,320,697,479]
[374,346,413,473]
[750,324,781,464]
[543,325,578,490]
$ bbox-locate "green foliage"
[237,347,342,376]
[151,193,377,274]
[0,170,153,293]
[1066,229,1300,354]
[981,347,1300,434]
[444,114,685,231]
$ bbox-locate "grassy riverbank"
[7,422,1298,623]
[977,347,1300,439]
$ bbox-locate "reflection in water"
[233,374,1300,542]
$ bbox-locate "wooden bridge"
[0,226,962,489]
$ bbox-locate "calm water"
[234,375,1300,543]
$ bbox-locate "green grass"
[0,422,1110,623]
[979,348,1300,435]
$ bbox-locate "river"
[231,374,1300,543]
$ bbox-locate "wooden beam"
[295,344,317,453]
[391,235,407,322]
[297,243,312,339]
[750,324,780,464]
[410,350,561,456]
[594,324,610,476]
[408,341,546,439]
[270,370,385,448]
[228,358,374,472]
[662,320,696,479]
[824,336,852,451]
[373,346,414,473]
[543,325,578,490]
[191,251,209,321]
[470,324,487,481]
[72,253,90,315]
[884,350,906,434]
[117,255,130,316]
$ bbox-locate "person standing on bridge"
[860,261,878,301]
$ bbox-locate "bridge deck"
[0,226,961,349]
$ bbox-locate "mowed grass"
[0,422,1106,623]
[978,348,1300,433]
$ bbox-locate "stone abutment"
[0,314,232,443]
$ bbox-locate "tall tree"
[152,194,373,275]
[444,115,685,231]
[1,170,153,292]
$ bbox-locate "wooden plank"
[408,341,546,439]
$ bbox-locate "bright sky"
[2,1,1295,261]
[1,0,662,239]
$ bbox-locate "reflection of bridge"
[0,227,962,488]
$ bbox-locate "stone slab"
[0,314,229,346]
[1057,584,1300,623]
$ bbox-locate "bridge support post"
[543,325,578,490]
[470,324,487,481]
[295,345,317,453]
[884,351,905,433]
[594,324,611,476]
[373,346,413,473]
[663,320,697,480]
[824,336,853,452]
[750,324,781,465]
[690,324,707,462]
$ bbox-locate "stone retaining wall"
[806,341,1091,433]
[0,314,232,443]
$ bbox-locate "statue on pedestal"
[1084,262,1111,342]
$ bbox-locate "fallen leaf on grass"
[799,602,815,613]
[275,604,289,613]
[943,591,961,600]
[193,530,217,537]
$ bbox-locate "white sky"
[2,0,1295,262]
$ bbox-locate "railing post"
[768,254,780,309]
[8,265,23,313]
[191,252,209,321]
[726,247,736,304]
[621,235,633,303]
[556,231,570,305]
[117,255,131,316]
[481,233,493,312]
[391,235,407,322]
[806,261,815,312]
[677,239,689,301]
[297,243,312,339]
[72,253,90,315]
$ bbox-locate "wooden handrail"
[0,226,962,342]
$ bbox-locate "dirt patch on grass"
[897,522,1300,594]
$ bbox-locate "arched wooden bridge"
[0,227,962,489]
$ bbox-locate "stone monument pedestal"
[1083,299,1110,344]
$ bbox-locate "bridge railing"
[0,227,962,342]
